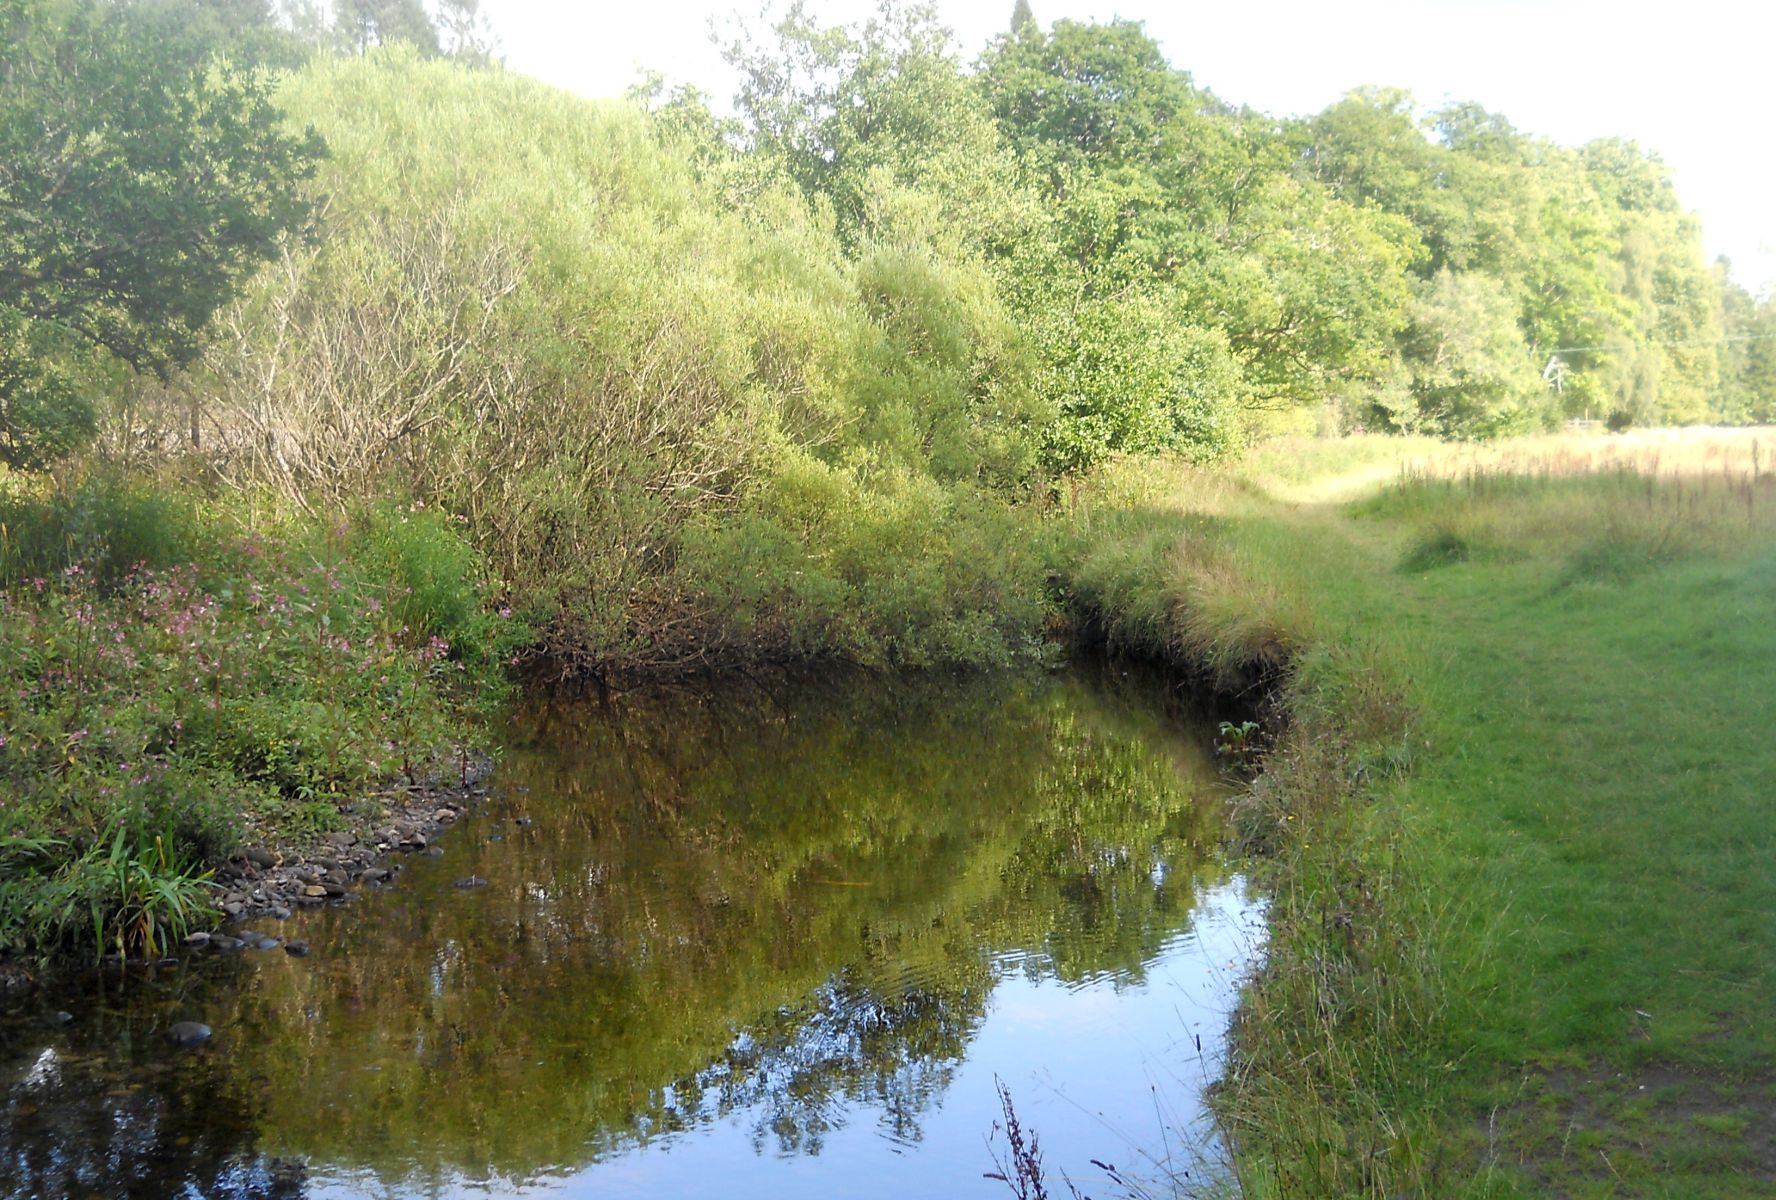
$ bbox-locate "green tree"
[720,1,1033,255]
[1393,268,1548,436]
[1038,293,1245,472]
[336,0,438,54]
[981,19,1410,416]
[1741,293,1776,422]
[1581,138,1721,423]
[0,0,323,468]
[1712,260,1759,422]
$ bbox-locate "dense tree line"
[3,0,1773,673]
[678,4,1772,450]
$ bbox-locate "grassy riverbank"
[0,472,518,960]
[1062,428,1776,1197]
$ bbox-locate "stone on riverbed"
[166,1021,211,1048]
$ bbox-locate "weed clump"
[1398,525,1471,572]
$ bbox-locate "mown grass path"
[1240,439,1776,1197]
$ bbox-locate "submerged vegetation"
[3,0,1776,1194]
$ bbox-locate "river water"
[0,666,1261,1200]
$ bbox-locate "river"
[0,665,1261,1200]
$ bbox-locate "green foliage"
[0,485,489,957]
[1393,268,1550,437]
[672,457,1048,668]
[347,499,524,669]
[1215,718,1261,762]
[980,19,1414,414]
[0,826,216,960]
[0,0,325,469]
[0,469,201,587]
[1039,296,1245,474]
[722,2,1034,256]
[1303,90,1734,431]
[161,50,1055,675]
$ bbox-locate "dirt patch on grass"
[1482,1063,1776,1196]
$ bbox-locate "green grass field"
[1068,429,1776,1197]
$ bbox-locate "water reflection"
[0,667,1257,1200]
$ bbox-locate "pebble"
[453,875,488,889]
[50,1011,73,1026]
[284,940,311,958]
[190,757,495,926]
[183,931,211,947]
[166,1021,211,1048]
[209,935,244,953]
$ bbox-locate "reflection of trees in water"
[1,670,1230,1194]
[678,968,989,1155]
[0,1021,299,1200]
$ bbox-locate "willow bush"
[136,51,1048,675]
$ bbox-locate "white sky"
[487,0,1776,298]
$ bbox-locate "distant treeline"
[3,0,1774,674]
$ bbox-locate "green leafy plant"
[1216,719,1263,763]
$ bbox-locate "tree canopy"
[0,0,324,467]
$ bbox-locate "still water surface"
[0,668,1260,1199]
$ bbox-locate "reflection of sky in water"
[308,885,1260,1200]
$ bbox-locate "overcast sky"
[485,0,1775,298]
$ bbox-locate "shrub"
[135,52,1052,677]
[0,470,199,588]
